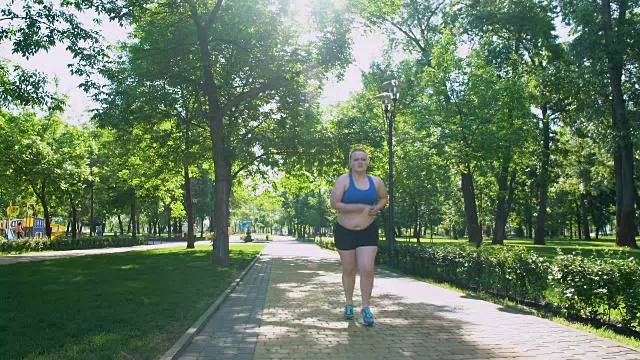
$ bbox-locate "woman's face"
[350,151,368,172]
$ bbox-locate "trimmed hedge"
[0,236,145,254]
[550,253,640,329]
[316,239,640,333]
[376,243,550,303]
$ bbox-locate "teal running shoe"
[343,304,354,320]
[361,307,375,326]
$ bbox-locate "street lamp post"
[376,80,405,251]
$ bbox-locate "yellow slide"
[51,224,67,239]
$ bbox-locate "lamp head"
[375,93,392,112]
[382,80,406,100]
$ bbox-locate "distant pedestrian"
[16,221,24,239]
[96,225,103,237]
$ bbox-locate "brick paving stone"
[175,253,271,359]
[173,237,640,359]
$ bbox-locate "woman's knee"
[358,264,375,277]
[343,263,357,276]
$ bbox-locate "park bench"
[143,234,162,245]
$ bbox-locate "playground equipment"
[0,218,65,239]
[2,202,20,240]
[2,201,64,240]
[50,223,67,239]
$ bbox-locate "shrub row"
[315,239,640,332]
[0,236,145,254]
[378,243,549,303]
[549,253,640,329]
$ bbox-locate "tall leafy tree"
[0,109,74,238]
[557,0,639,247]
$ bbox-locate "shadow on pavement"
[251,256,523,359]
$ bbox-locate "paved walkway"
[177,237,640,360]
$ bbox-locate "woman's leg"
[355,246,378,307]
[338,250,357,304]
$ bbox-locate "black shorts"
[334,222,379,251]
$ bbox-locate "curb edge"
[160,253,262,360]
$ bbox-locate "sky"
[2,8,386,126]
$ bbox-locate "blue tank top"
[342,174,378,205]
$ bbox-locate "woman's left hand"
[368,205,380,216]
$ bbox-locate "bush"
[315,237,640,332]
[549,251,640,327]
[0,236,145,254]
[316,238,336,250]
[377,243,550,302]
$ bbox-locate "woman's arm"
[368,177,388,216]
[330,175,369,213]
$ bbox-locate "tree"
[0,0,107,107]
[56,126,91,240]
[352,0,447,66]
[557,0,639,248]
[0,109,72,238]
[180,0,352,264]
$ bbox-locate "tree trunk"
[167,203,172,239]
[493,162,510,245]
[209,182,216,233]
[461,169,482,247]
[569,219,573,240]
[34,181,52,239]
[600,0,637,248]
[580,192,591,240]
[413,203,420,242]
[505,170,517,235]
[381,210,389,242]
[189,5,231,265]
[71,200,77,241]
[118,214,124,235]
[130,190,137,242]
[212,158,231,265]
[576,200,582,240]
[90,181,94,237]
[184,162,195,248]
[535,105,550,245]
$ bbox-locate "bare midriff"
[337,209,375,231]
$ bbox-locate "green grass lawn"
[0,244,265,360]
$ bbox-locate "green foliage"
[550,251,640,329]
[346,241,640,332]
[316,237,337,251]
[0,236,144,254]
[376,243,550,302]
[0,0,107,107]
